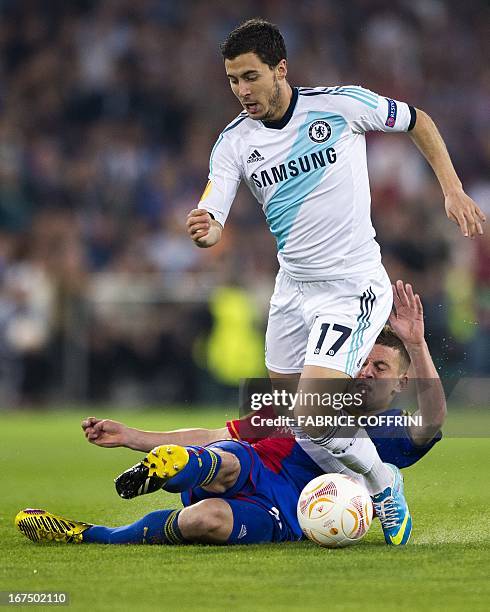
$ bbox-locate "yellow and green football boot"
[15,509,91,543]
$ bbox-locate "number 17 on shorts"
[304,279,392,377]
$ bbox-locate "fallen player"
[15,283,445,547]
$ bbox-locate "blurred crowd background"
[0,0,488,406]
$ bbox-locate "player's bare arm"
[81,417,230,451]
[389,281,446,445]
[409,109,486,237]
[186,208,223,248]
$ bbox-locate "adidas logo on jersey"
[237,524,247,539]
[247,149,265,163]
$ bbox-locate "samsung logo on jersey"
[251,147,337,189]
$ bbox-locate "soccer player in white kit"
[186,19,485,545]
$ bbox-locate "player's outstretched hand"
[81,417,129,448]
[388,280,425,347]
[186,208,222,248]
[445,189,486,238]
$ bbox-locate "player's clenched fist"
[186,208,222,248]
[81,417,129,448]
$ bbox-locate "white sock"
[308,427,393,494]
[362,458,393,496]
[309,424,378,473]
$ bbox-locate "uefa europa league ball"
[297,473,373,548]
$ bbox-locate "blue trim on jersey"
[346,288,376,375]
[329,87,378,109]
[300,86,378,109]
[298,87,330,97]
[299,92,330,96]
[348,287,375,375]
[209,115,247,173]
[265,112,347,251]
[223,114,247,134]
[209,134,224,174]
[334,86,378,100]
[346,290,369,375]
[357,288,376,367]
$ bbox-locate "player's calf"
[15,508,186,545]
[15,500,281,546]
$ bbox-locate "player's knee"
[179,500,232,540]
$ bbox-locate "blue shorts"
[180,440,307,542]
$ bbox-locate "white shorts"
[265,266,392,377]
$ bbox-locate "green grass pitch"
[1,408,489,611]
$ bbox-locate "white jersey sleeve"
[198,121,243,227]
[328,86,415,134]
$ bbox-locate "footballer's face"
[225,52,289,121]
[349,344,408,414]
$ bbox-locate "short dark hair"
[375,325,411,374]
[220,18,287,68]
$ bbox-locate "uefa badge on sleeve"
[385,98,397,128]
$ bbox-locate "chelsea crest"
[308,120,331,143]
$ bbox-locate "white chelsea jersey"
[199,86,415,281]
